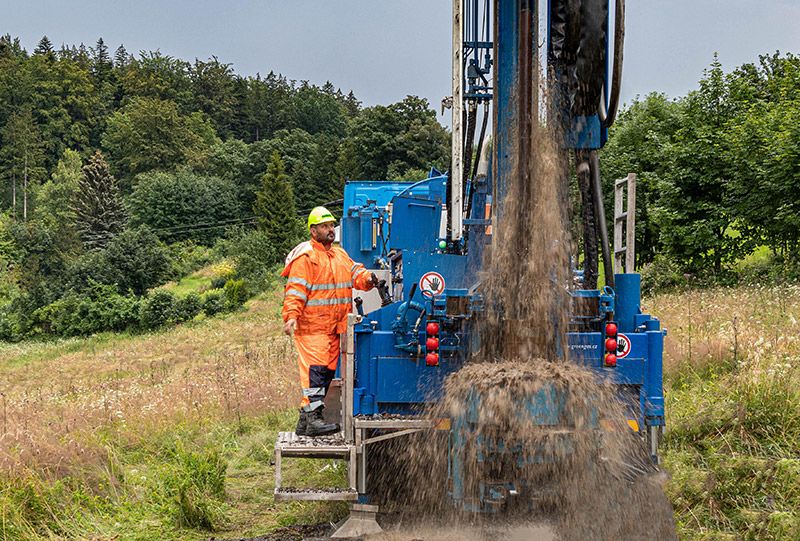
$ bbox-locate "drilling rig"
[273,1,664,536]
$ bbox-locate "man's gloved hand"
[370,272,379,287]
[284,318,297,336]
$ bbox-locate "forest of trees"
[0,34,451,341]
[600,52,800,283]
[1,32,800,341]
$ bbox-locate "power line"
[148,215,257,232]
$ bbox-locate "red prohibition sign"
[616,334,631,358]
[419,271,446,296]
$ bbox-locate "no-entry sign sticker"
[419,271,446,296]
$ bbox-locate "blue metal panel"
[352,328,464,415]
[391,196,442,252]
[567,332,644,385]
[566,115,606,149]
[645,325,666,423]
[359,209,374,252]
[341,215,381,268]
[567,332,602,363]
[343,176,448,212]
[461,383,564,426]
[376,355,461,405]
[402,250,469,299]
[615,273,642,332]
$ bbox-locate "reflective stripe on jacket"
[281,238,373,335]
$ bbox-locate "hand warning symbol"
[419,271,446,296]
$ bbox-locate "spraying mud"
[368,96,676,539]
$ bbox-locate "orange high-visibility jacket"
[281,239,373,335]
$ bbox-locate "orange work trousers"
[295,333,340,412]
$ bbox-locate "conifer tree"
[91,37,112,80]
[34,36,54,55]
[72,150,126,249]
[253,150,298,256]
[114,44,130,68]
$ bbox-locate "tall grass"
[646,284,800,540]
[0,288,325,540]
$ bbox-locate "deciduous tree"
[101,96,207,183]
[0,105,45,221]
[127,170,243,245]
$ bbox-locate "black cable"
[589,149,614,290]
[149,215,257,232]
[462,104,478,212]
[599,0,625,128]
[465,101,489,223]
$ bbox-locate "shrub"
[640,254,686,296]
[33,281,140,337]
[68,227,171,296]
[7,281,64,337]
[167,241,214,279]
[733,251,800,285]
[223,279,248,310]
[214,229,280,294]
[175,291,203,322]
[210,276,228,290]
[202,289,226,316]
[0,302,20,341]
[210,260,235,290]
[98,227,172,295]
[140,289,178,329]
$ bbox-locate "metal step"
[274,431,359,497]
[354,418,437,429]
[275,431,354,458]
[274,487,358,501]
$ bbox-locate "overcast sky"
[5,0,800,121]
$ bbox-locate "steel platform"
[273,487,359,501]
[275,431,353,458]
[274,431,358,499]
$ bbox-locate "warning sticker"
[419,271,446,296]
[616,334,631,358]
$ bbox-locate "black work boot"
[295,410,308,436]
[305,408,340,437]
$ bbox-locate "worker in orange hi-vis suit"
[281,206,375,436]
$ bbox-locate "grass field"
[647,284,800,540]
[0,280,798,539]
[0,284,349,540]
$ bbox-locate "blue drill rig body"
[273,0,664,524]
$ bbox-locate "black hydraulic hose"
[590,149,614,290]
[599,0,625,127]
[466,101,490,222]
[471,101,490,182]
[462,104,478,210]
[576,150,598,290]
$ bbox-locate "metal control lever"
[371,273,393,307]
[354,296,365,317]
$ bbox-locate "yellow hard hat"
[308,206,336,229]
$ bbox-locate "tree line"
[600,52,800,282]
[0,34,451,340]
